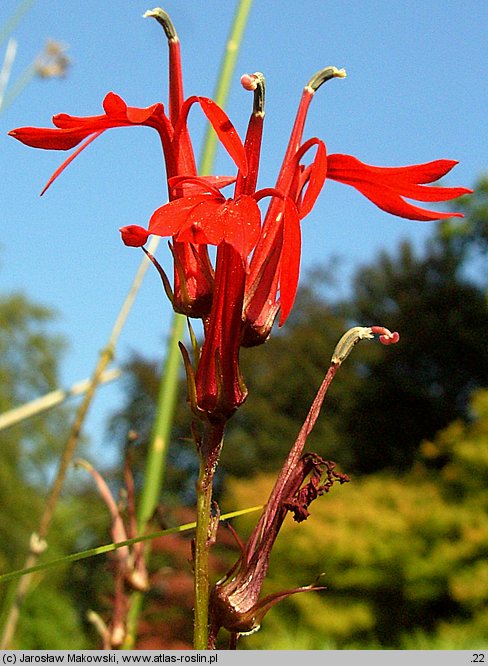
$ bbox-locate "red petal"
[222,196,261,257]
[335,157,460,185]
[180,199,226,245]
[168,175,225,198]
[169,174,236,195]
[103,91,127,116]
[341,177,463,221]
[52,93,168,130]
[296,139,327,218]
[175,195,261,257]
[8,126,94,150]
[176,96,248,175]
[327,153,471,221]
[389,159,460,184]
[197,97,248,176]
[204,175,237,189]
[125,102,167,124]
[328,155,469,197]
[279,199,301,325]
[149,195,217,238]
[51,93,126,128]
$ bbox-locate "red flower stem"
[249,363,338,543]
[193,422,224,650]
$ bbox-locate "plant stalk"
[123,0,254,649]
[198,0,254,175]
[137,312,186,530]
[193,457,214,649]
[193,423,224,649]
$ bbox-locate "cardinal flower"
[145,75,271,422]
[121,65,469,420]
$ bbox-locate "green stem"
[193,457,213,648]
[193,424,224,650]
[198,0,254,174]
[137,313,186,529]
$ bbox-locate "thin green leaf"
[0,505,263,585]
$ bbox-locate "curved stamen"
[331,325,400,365]
[143,7,178,42]
[306,66,346,93]
[370,326,400,346]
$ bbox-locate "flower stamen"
[143,7,178,42]
[331,325,400,365]
[306,66,347,93]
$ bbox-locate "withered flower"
[209,326,398,647]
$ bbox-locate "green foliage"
[222,390,488,649]
[0,293,64,406]
[0,292,73,485]
[344,231,488,472]
[18,584,88,650]
[0,290,95,648]
[0,293,64,565]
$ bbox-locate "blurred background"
[1,0,487,649]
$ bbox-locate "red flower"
[149,76,269,422]
[121,66,469,421]
[194,243,249,421]
[120,66,470,345]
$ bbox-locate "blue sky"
[1,1,487,456]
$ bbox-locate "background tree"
[343,226,488,473]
